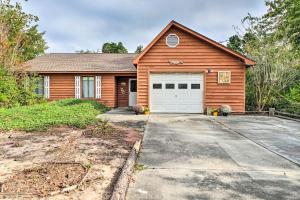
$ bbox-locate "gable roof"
[24,53,137,73]
[133,20,256,66]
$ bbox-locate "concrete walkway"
[127,114,300,200]
[97,108,149,132]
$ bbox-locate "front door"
[129,79,137,106]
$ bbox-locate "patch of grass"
[134,164,146,172]
[0,99,110,131]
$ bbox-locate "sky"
[18,0,267,53]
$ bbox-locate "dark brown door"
[117,78,129,107]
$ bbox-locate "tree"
[101,42,128,53]
[0,0,47,107]
[240,2,300,112]
[262,0,300,53]
[0,0,47,68]
[226,35,243,53]
[135,45,143,53]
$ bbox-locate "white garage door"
[150,73,204,113]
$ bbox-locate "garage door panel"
[150,73,204,113]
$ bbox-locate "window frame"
[81,76,95,99]
[191,83,201,89]
[153,83,162,89]
[178,83,188,89]
[165,83,175,89]
[129,79,137,93]
[35,76,44,96]
[218,71,231,84]
[166,33,180,48]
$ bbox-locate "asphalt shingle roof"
[24,53,138,72]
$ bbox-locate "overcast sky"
[18,0,267,53]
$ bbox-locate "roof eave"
[25,70,137,74]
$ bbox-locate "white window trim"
[95,76,101,99]
[44,76,50,99]
[218,71,231,84]
[75,76,81,99]
[166,33,179,48]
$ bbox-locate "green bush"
[0,67,19,107]
[0,66,45,108]
[0,99,110,131]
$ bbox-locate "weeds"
[93,119,115,136]
[134,164,146,172]
[0,99,110,131]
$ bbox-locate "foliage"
[285,83,300,103]
[0,99,110,131]
[263,0,300,53]
[135,45,143,53]
[0,0,47,108]
[134,164,146,172]
[281,83,300,114]
[226,35,244,53]
[101,42,128,53]
[0,65,45,107]
[244,35,299,111]
[0,0,47,66]
[229,0,300,112]
[0,66,19,107]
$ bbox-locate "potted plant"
[132,104,145,115]
[220,105,231,116]
[144,107,150,115]
[212,108,219,117]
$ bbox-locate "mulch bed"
[1,163,87,197]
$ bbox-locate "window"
[130,80,137,92]
[178,83,188,89]
[153,83,162,89]
[166,34,179,47]
[165,83,175,89]
[82,77,94,98]
[218,71,231,84]
[35,77,44,96]
[191,84,201,89]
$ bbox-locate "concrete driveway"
[127,114,300,200]
[215,115,300,166]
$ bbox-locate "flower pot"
[213,111,218,117]
[144,111,150,115]
[222,112,228,116]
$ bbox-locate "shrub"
[0,67,19,107]
[0,66,45,108]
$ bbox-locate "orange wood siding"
[137,27,246,112]
[42,73,136,108]
[48,74,75,99]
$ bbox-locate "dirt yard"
[0,122,142,199]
